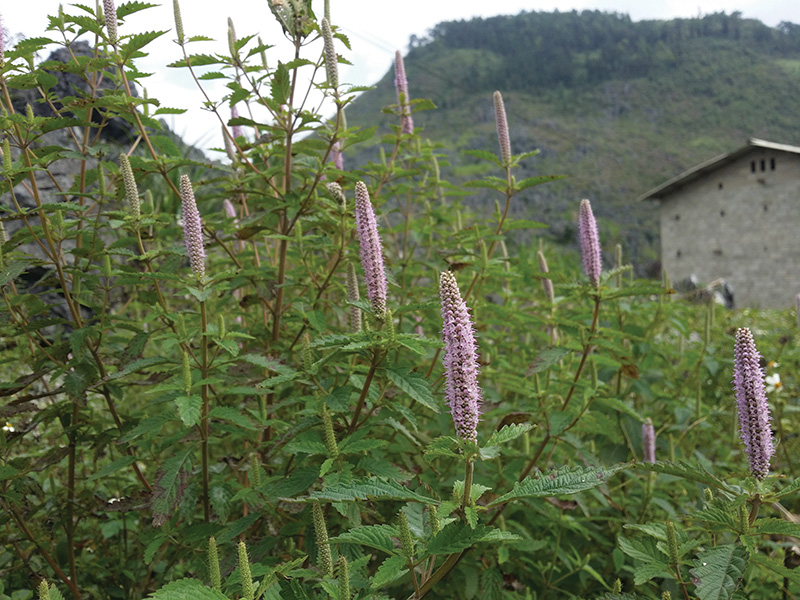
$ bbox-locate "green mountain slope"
[346,11,800,271]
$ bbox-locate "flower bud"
[337,555,350,600]
[119,153,140,220]
[103,0,118,44]
[312,503,333,576]
[238,540,255,600]
[493,91,511,164]
[172,0,184,44]
[321,18,338,90]
[208,537,221,591]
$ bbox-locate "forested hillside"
[346,11,800,271]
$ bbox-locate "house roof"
[638,138,800,202]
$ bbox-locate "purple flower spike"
[642,418,656,463]
[354,181,387,319]
[180,174,205,281]
[733,327,775,480]
[231,105,244,140]
[394,51,414,135]
[440,270,482,443]
[493,91,511,164]
[332,140,343,171]
[579,199,602,288]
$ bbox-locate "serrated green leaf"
[424,524,520,556]
[691,506,738,528]
[329,524,398,554]
[88,456,137,480]
[424,436,460,458]
[484,423,534,447]
[47,585,66,600]
[146,578,229,599]
[527,347,571,374]
[151,448,192,521]
[690,544,748,600]
[490,463,629,505]
[749,552,800,587]
[309,477,438,504]
[514,174,567,191]
[618,536,667,563]
[632,561,670,585]
[122,30,167,60]
[175,394,201,427]
[386,367,439,413]
[371,554,408,589]
[209,406,257,430]
[770,474,800,499]
[144,534,167,565]
[634,461,737,493]
[753,517,800,537]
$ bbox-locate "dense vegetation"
[347,11,800,269]
[2,4,800,600]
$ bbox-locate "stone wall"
[659,148,800,308]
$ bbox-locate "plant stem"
[200,299,210,522]
[348,352,381,434]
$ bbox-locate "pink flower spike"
[231,105,244,140]
[642,419,656,463]
[733,327,775,479]
[103,0,118,44]
[180,174,205,281]
[394,51,414,135]
[331,140,343,171]
[354,182,387,319]
[440,270,482,443]
[493,91,511,164]
[579,199,602,288]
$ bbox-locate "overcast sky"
[4,1,800,153]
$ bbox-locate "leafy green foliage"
[690,545,748,600]
[2,5,799,600]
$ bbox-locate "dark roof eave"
[638,138,800,202]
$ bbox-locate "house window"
[674,214,680,221]
[763,204,768,212]
[770,158,775,170]
[676,250,682,258]
[760,159,766,171]
[718,182,723,189]
[751,161,756,173]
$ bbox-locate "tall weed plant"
[1,2,800,599]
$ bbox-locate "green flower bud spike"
[312,503,333,576]
[428,504,440,535]
[208,536,222,591]
[302,331,313,372]
[665,520,679,566]
[737,503,750,534]
[119,153,140,220]
[612,579,622,594]
[661,592,672,600]
[37,580,51,600]
[346,262,362,333]
[227,17,238,60]
[181,351,192,395]
[173,0,184,44]
[321,405,339,458]
[249,453,262,488]
[398,511,414,559]
[238,541,255,600]
[338,555,350,600]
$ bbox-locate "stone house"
[640,138,800,308]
